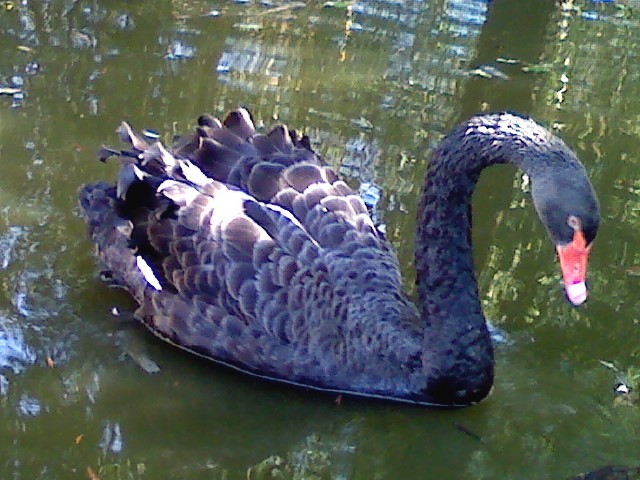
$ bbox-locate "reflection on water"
[0,314,36,375]
[1,0,640,478]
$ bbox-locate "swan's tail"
[79,182,147,295]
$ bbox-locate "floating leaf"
[496,57,520,65]
[625,266,640,276]
[522,63,553,74]
[469,67,489,79]
[143,129,160,140]
[308,108,345,121]
[323,0,352,8]
[599,359,618,371]
[86,466,101,480]
[256,2,305,14]
[351,116,373,129]
[233,22,263,31]
[0,87,22,96]
[469,65,509,80]
[129,352,161,374]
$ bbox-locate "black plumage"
[79,109,600,406]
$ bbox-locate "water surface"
[1,0,639,478]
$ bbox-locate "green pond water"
[1,0,640,478]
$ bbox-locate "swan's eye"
[567,215,581,231]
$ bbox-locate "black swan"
[79,110,600,407]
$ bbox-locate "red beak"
[556,228,592,306]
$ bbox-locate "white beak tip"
[566,281,587,306]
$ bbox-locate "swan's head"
[531,166,600,306]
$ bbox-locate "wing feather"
[79,108,419,395]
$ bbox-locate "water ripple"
[100,422,124,454]
[0,314,36,376]
[17,393,43,417]
[0,226,27,271]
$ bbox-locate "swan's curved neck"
[414,114,575,403]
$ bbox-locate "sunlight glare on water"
[0,0,639,478]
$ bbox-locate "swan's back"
[80,109,425,401]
